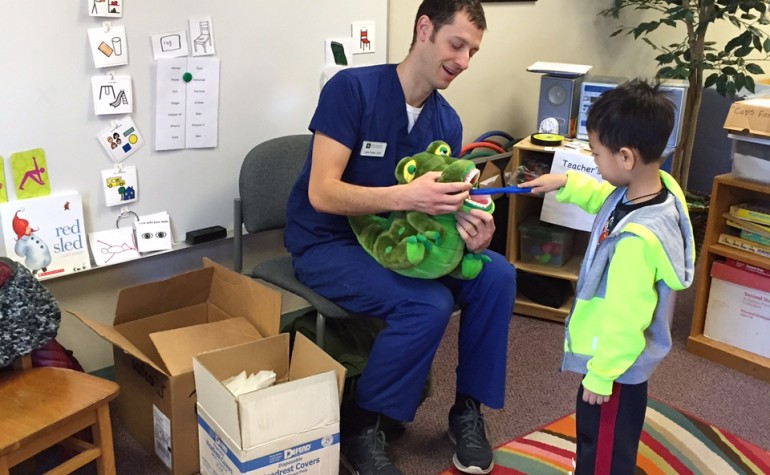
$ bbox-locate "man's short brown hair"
[409,0,487,50]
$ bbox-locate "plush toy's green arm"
[404,211,443,243]
[449,253,492,279]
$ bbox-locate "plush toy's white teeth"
[467,194,491,206]
[465,169,480,185]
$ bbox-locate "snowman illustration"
[12,209,52,274]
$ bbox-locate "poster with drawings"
[91,75,133,115]
[88,0,123,17]
[87,24,128,68]
[100,165,138,207]
[96,116,145,162]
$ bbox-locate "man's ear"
[618,146,637,171]
[415,15,432,43]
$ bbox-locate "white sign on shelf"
[540,148,604,232]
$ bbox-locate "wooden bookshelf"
[687,173,770,382]
[505,137,589,322]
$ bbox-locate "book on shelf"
[723,212,770,237]
[729,200,770,227]
[741,229,770,247]
[717,232,770,259]
[0,191,91,280]
[724,257,770,278]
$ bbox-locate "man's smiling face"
[419,9,483,90]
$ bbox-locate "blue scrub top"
[285,64,463,256]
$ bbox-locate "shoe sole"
[452,454,494,474]
[447,431,494,474]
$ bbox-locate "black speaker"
[536,74,585,138]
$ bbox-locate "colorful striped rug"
[440,398,770,474]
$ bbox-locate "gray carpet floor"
[106,283,770,474]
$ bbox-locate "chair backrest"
[239,134,312,234]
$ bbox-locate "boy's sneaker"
[447,400,494,474]
[341,419,403,475]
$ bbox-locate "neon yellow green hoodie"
[556,170,695,396]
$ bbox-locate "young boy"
[519,79,695,474]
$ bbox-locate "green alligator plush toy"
[349,141,494,279]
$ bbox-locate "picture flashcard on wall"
[88,227,140,266]
[97,115,145,162]
[152,30,190,60]
[88,0,122,18]
[88,24,128,68]
[351,21,376,55]
[0,156,7,203]
[92,75,133,115]
[189,16,215,57]
[10,148,51,200]
[101,165,138,207]
[0,191,91,280]
[325,38,354,66]
[134,211,172,253]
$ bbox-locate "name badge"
[360,141,387,157]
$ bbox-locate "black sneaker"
[447,400,494,474]
[341,419,404,475]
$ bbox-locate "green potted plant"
[600,0,770,191]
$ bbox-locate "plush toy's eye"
[435,144,451,156]
[404,159,417,182]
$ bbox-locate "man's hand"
[401,171,472,215]
[582,386,611,405]
[456,208,495,252]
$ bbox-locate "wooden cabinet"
[505,137,590,322]
[687,173,770,383]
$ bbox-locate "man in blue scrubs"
[285,1,516,473]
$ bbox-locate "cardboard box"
[723,96,770,184]
[193,333,345,475]
[703,260,770,358]
[70,258,281,475]
[723,96,770,136]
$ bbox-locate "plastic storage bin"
[728,133,770,185]
[518,216,574,267]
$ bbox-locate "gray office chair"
[233,134,359,348]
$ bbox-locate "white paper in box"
[192,333,345,450]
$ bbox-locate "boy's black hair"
[586,78,675,164]
[409,0,487,50]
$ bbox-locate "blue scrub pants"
[293,240,516,422]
